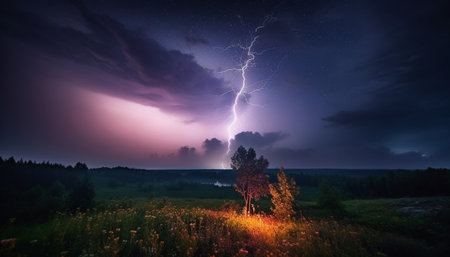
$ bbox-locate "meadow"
[1,158,449,256]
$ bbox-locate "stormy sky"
[1,0,449,169]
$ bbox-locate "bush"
[317,180,343,211]
[67,175,95,211]
[269,167,299,220]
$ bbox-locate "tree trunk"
[247,197,252,215]
[243,194,249,216]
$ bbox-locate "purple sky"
[1,0,450,169]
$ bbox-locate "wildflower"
[315,231,319,235]
[1,238,16,248]
[1,238,16,244]
[239,248,248,254]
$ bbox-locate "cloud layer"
[1,1,232,120]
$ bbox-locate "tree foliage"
[0,157,95,223]
[74,162,89,170]
[317,179,343,211]
[231,146,269,215]
[68,174,96,211]
[269,167,299,220]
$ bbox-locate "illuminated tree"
[231,146,269,216]
[269,167,299,220]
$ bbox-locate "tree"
[269,167,299,220]
[317,179,343,211]
[74,162,88,170]
[231,146,269,215]
[68,174,95,211]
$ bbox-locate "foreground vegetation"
[1,156,449,256]
[1,197,449,257]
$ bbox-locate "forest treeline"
[0,157,94,225]
[1,156,449,225]
[287,168,450,198]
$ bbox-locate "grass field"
[1,164,449,257]
[1,194,449,257]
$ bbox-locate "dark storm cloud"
[231,131,286,149]
[0,1,231,119]
[202,138,227,168]
[162,133,429,169]
[203,138,226,156]
[146,139,226,169]
[323,0,450,161]
[225,131,431,169]
[185,35,210,47]
[178,146,197,158]
[323,107,408,128]
[147,146,200,169]
[244,143,429,169]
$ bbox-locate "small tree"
[231,146,269,216]
[269,167,299,220]
[317,179,343,211]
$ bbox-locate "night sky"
[1,0,449,169]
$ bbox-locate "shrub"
[317,179,343,211]
[269,167,299,220]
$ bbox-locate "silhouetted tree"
[317,179,343,211]
[231,146,269,215]
[6,157,16,165]
[74,162,88,170]
[269,167,299,220]
[68,174,95,211]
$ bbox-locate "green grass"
[2,180,450,257]
[0,200,412,257]
[2,197,449,257]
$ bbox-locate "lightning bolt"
[221,16,275,161]
[226,36,258,155]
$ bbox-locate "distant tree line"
[341,168,450,198]
[285,168,450,199]
[0,156,95,225]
